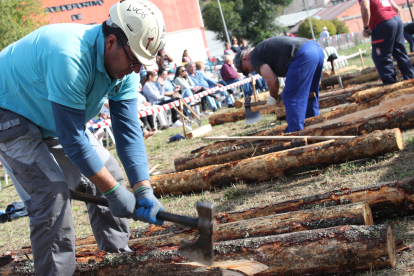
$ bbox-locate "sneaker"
[161,125,169,130]
[202,110,213,115]
[227,104,235,108]
[172,120,183,128]
[212,108,218,112]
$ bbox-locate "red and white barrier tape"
[86,119,111,129]
[137,74,262,118]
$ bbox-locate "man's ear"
[105,34,118,51]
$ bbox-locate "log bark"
[209,105,276,126]
[152,129,402,195]
[192,86,414,154]
[347,79,414,102]
[0,225,396,275]
[175,138,307,172]
[70,202,374,257]
[342,71,383,86]
[320,67,378,89]
[216,177,414,224]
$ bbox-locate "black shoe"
[227,104,235,108]
[212,108,217,112]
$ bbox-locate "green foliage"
[331,18,349,34]
[297,17,337,39]
[0,0,47,51]
[202,0,293,46]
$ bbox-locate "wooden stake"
[179,100,186,138]
[202,135,355,141]
[181,100,201,121]
[172,105,190,123]
[251,78,258,102]
[359,48,365,67]
[148,164,160,175]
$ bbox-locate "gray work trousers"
[0,108,130,276]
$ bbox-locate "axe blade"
[245,96,262,125]
[177,202,216,266]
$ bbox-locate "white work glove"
[267,95,277,106]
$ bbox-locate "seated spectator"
[231,37,241,53]
[174,66,217,115]
[88,111,110,144]
[137,92,169,131]
[156,49,174,71]
[187,62,234,108]
[220,55,253,97]
[157,67,195,117]
[196,61,219,82]
[142,70,183,128]
[182,50,192,64]
[224,42,234,55]
[240,38,250,51]
[100,99,110,119]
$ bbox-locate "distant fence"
[315,31,371,50]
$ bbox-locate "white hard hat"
[109,0,166,66]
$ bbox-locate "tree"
[331,18,349,34]
[0,0,47,51]
[297,18,336,39]
[202,0,293,46]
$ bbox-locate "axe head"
[245,96,262,125]
[177,202,216,266]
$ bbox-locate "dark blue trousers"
[283,41,324,133]
[403,30,414,52]
[372,16,414,84]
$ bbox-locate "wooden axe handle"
[70,190,199,228]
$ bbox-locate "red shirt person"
[359,0,414,84]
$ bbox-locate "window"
[71,14,82,21]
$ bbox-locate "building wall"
[42,0,209,61]
[335,2,363,33]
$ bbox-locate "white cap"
[109,0,166,66]
[323,26,327,30]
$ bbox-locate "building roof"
[312,0,357,20]
[276,8,324,27]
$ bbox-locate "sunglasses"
[179,69,187,72]
[118,40,141,68]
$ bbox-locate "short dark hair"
[102,20,128,46]
[158,67,167,75]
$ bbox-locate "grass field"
[1,46,414,274]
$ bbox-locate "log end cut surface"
[363,201,374,226]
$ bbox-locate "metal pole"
[303,0,315,40]
[406,0,414,22]
[217,0,231,44]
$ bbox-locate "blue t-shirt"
[0,24,149,185]
[189,71,216,89]
[0,23,137,137]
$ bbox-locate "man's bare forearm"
[267,78,280,99]
[88,166,117,193]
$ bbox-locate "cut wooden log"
[71,202,374,257]
[320,67,378,89]
[152,129,402,195]
[209,105,276,126]
[330,64,358,75]
[127,202,374,251]
[216,177,414,223]
[175,138,307,172]
[192,86,414,154]
[342,71,382,86]
[80,176,414,243]
[346,79,414,102]
[0,225,396,275]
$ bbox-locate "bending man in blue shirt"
[187,62,235,108]
[0,0,166,275]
